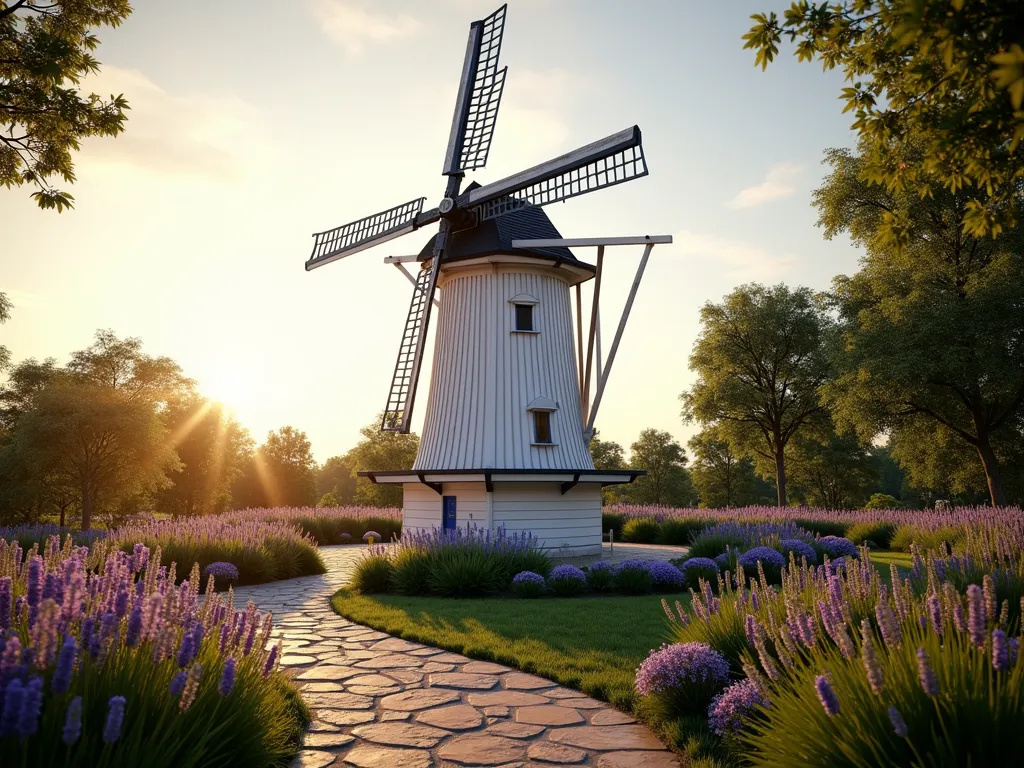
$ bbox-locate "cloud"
[309,1,421,54]
[78,66,265,181]
[673,229,798,282]
[726,162,802,209]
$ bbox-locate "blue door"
[442,496,457,532]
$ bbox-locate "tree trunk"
[774,446,787,507]
[81,487,93,531]
[59,505,66,528]
[975,438,1007,507]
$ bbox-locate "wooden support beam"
[575,283,584,406]
[392,262,440,308]
[587,242,655,434]
[581,245,604,425]
[511,235,673,248]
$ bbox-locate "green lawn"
[331,590,686,711]
[869,549,914,584]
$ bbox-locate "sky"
[1,0,862,463]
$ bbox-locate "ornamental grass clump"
[351,546,393,593]
[548,565,587,597]
[586,561,615,592]
[110,518,324,586]
[511,571,546,598]
[622,517,661,544]
[0,535,307,767]
[222,506,402,545]
[635,641,730,719]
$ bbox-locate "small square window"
[533,411,552,444]
[514,304,534,332]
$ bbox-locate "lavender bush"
[615,560,654,594]
[511,571,546,599]
[678,557,720,590]
[635,641,730,717]
[548,564,587,597]
[647,561,686,592]
[586,561,615,592]
[0,535,307,766]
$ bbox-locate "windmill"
[306,5,671,554]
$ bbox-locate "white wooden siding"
[490,482,601,553]
[415,262,595,471]
[402,483,441,533]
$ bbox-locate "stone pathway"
[233,546,681,767]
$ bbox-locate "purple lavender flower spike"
[888,705,908,737]
[176,632,194,668]
[263,644,279,677]
[814,675,839,715]
[169,670,187,696]
[967,585,986,648]
[62,696,82,745]
[0,578,10,630]
[927,593,943,636]
[1009,638,1020,668]
[992,629,1009,672]
[51,635,77,693]
[115,585,130,618]
[745,614,757,645]
[917,648,939,696]
[126,604,143,648]
[17,676,43,737]
[103,696,126,744]
[218,622,231,653]
[953,603,966,634]
[1,679,24,736]
[219,658,236,696]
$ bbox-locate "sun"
[200,366,250,413]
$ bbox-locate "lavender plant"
[0,535,307,767]
[548,565,587,597]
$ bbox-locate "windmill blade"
[306,198,438,271]
[442,4,508,176]
[462,125,648,221]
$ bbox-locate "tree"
[817,142,1024,506]
[786,427,879,510]
[0,357,60,431]
[626,428,696,506]
[1,0,132,211]
[316,455,357,503]
[589,430,625,470]
[0,292,11,371]
[155,396,252,517]
[344,416,419,508]
[682,284,832,506]
[250,426,318,508]
[744,1,1024,238]
[10,380,177,529]
[687,427,762,508]
[68,330,192,406]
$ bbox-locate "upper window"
[533,410,552,444]
[509,293,539,334]
[514,304,534,332]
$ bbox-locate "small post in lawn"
[609,528,614,555]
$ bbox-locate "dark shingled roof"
[417,184,592,271]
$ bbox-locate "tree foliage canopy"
[745,0,1024,237]
[682,283,832,506]
[687,427,763,508]
[1,0,132,210]
[344,416,419,508]
[626,428,695,506]
[817,141,1024,505]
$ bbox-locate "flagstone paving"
[231,545,682,767]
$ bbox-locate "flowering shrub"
[778,539,817,565]
[615,560,654,594]
[688,521,812,560]
[225,506,402,545]
[708,678,770,736]
[622,517,661,544]
[511,571,546,599]
[736,547,786,571]
[0,535,307,766]
[635,641,730,718]
[548,564,587,597]
[586,561,615,592]
[647,561,686,592]
[203,561,239,584]
[816,536,859,559]
[678,557,720,590]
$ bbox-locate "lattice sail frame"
[458,5,507,172]
[477,144,647,221]
[307,198,425,267]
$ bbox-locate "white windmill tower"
[305,5,670,555]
